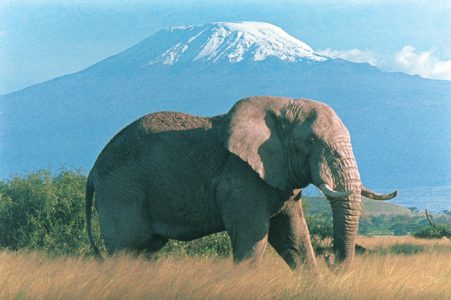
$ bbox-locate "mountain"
[1,22,451,205]
[144,22,326,64]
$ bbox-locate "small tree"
[413,210,451,239]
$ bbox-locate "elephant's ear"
[223,97,289,189]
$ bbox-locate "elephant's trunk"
[313,140,362,262]
[330,180,361,262]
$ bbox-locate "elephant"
[86,96,396,269]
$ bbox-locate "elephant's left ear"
[223,97,289,189]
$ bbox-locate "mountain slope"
[1,22,450,201]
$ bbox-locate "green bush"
[307,213,333,241]
[305,212,333,252]
[0,170,96,255]
[162,232,231,258]
[413,225,451,239]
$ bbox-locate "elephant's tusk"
[361,186,398,200]
[319,183,352,199]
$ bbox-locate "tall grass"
[1,237,450,299]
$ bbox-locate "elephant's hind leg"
[95,184,154,255]
[141,234,169,256]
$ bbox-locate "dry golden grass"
[1,237,450,300]
[357,235,450,249]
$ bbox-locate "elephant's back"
[92,111,224,177]
[139,111,214,133]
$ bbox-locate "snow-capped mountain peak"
[146,22,326,65]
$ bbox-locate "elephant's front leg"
[268,199,318,271]
[220,196,270,265]
[216,156,272,266]
[228,224,269,265]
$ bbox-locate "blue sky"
[1,0,450,94]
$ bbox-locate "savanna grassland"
[1,171,450,299]
[1,237,450,300]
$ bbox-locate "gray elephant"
[86,96,396,269]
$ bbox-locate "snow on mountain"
[147,22,326,65]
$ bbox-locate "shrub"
[413,225,451,239]
[162,232,231,258]
[0,170,97,255]
[305,212,333,252]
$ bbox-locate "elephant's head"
[223,96,396,263]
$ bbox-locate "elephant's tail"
[86,173,101,258]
